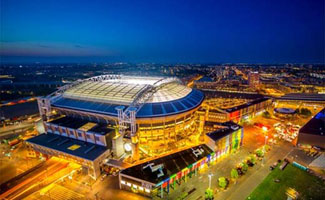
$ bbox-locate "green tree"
[250,154,257,164]
[231,168,239,180]
[256,149,264,157]
[300,108,311,116]
[262,111,271,118]
[205,188,214,200]
[295,108,300,114]
[242,162,248,173]
[218,177,228,189]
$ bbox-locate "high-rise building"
[248,71,260,87]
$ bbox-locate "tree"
[295,108,300,114]
[250,154,257,165]
[300,108,311,116]
[205,188,214,200]
[218,177,228,189]
[256,149,264,157]
[262,111,271,118]
[231,168,239,180]
[242,162,248,173]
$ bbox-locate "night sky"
[1,0,324,63]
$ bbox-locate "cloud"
[0,41,115,57]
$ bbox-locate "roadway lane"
[0,158,69,200]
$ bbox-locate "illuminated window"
[145,188,150,193]
[121,180,126,185]
[139,187,144,191]
[127,182,131,187]
[68,145,81,151]
[133,185,138,189]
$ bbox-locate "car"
[273,123,281,127]
[272,162,278,168]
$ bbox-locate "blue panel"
[181,99,193,108]
[163,103,175,113]
[152,104,163,115]
[173,101,185,111]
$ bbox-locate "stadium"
[32,75,204,171]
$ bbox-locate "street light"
[263,135,268,165]
[208,173,213,189]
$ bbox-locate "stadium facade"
[27,75,205,179]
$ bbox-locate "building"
[119,120,244,198]
[204,121,243,154]
[248,72,259,87]
[119,144,214,198]
[199,91,271,124]
[28,75,205,179]
[297,108,325,149]
[277,93,325,106]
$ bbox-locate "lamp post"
[263,135,268,166]
[262,126,268,166]
[208,173,213,189]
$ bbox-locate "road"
[0,158,70,200]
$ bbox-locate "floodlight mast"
[117,77,181,161]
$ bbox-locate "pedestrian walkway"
[25,184,85,200]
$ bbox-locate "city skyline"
[1,0,324,64]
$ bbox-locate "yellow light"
[262,126,268,132]
[121,180,126,185]
[145,188,150,193]
[68,144,81,151]
[133,185,138,189]
[127,182,131,187]
[139,187,144,191]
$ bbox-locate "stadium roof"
[120,144,212,184]
[52,85,204,118]
[62,77,191,105]
[27,133,108,161]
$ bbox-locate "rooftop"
[27,133,108,161]
[279,93,325,101]
[203,90,264,100]
[299,108,325,136]
[224,97,269,113]
[48,116,115,135]
[205,121,242,141]
[121,144,213,184]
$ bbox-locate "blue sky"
[1,0,324,63]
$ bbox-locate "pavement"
[0,142,43,185]
[152,121,295,200]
